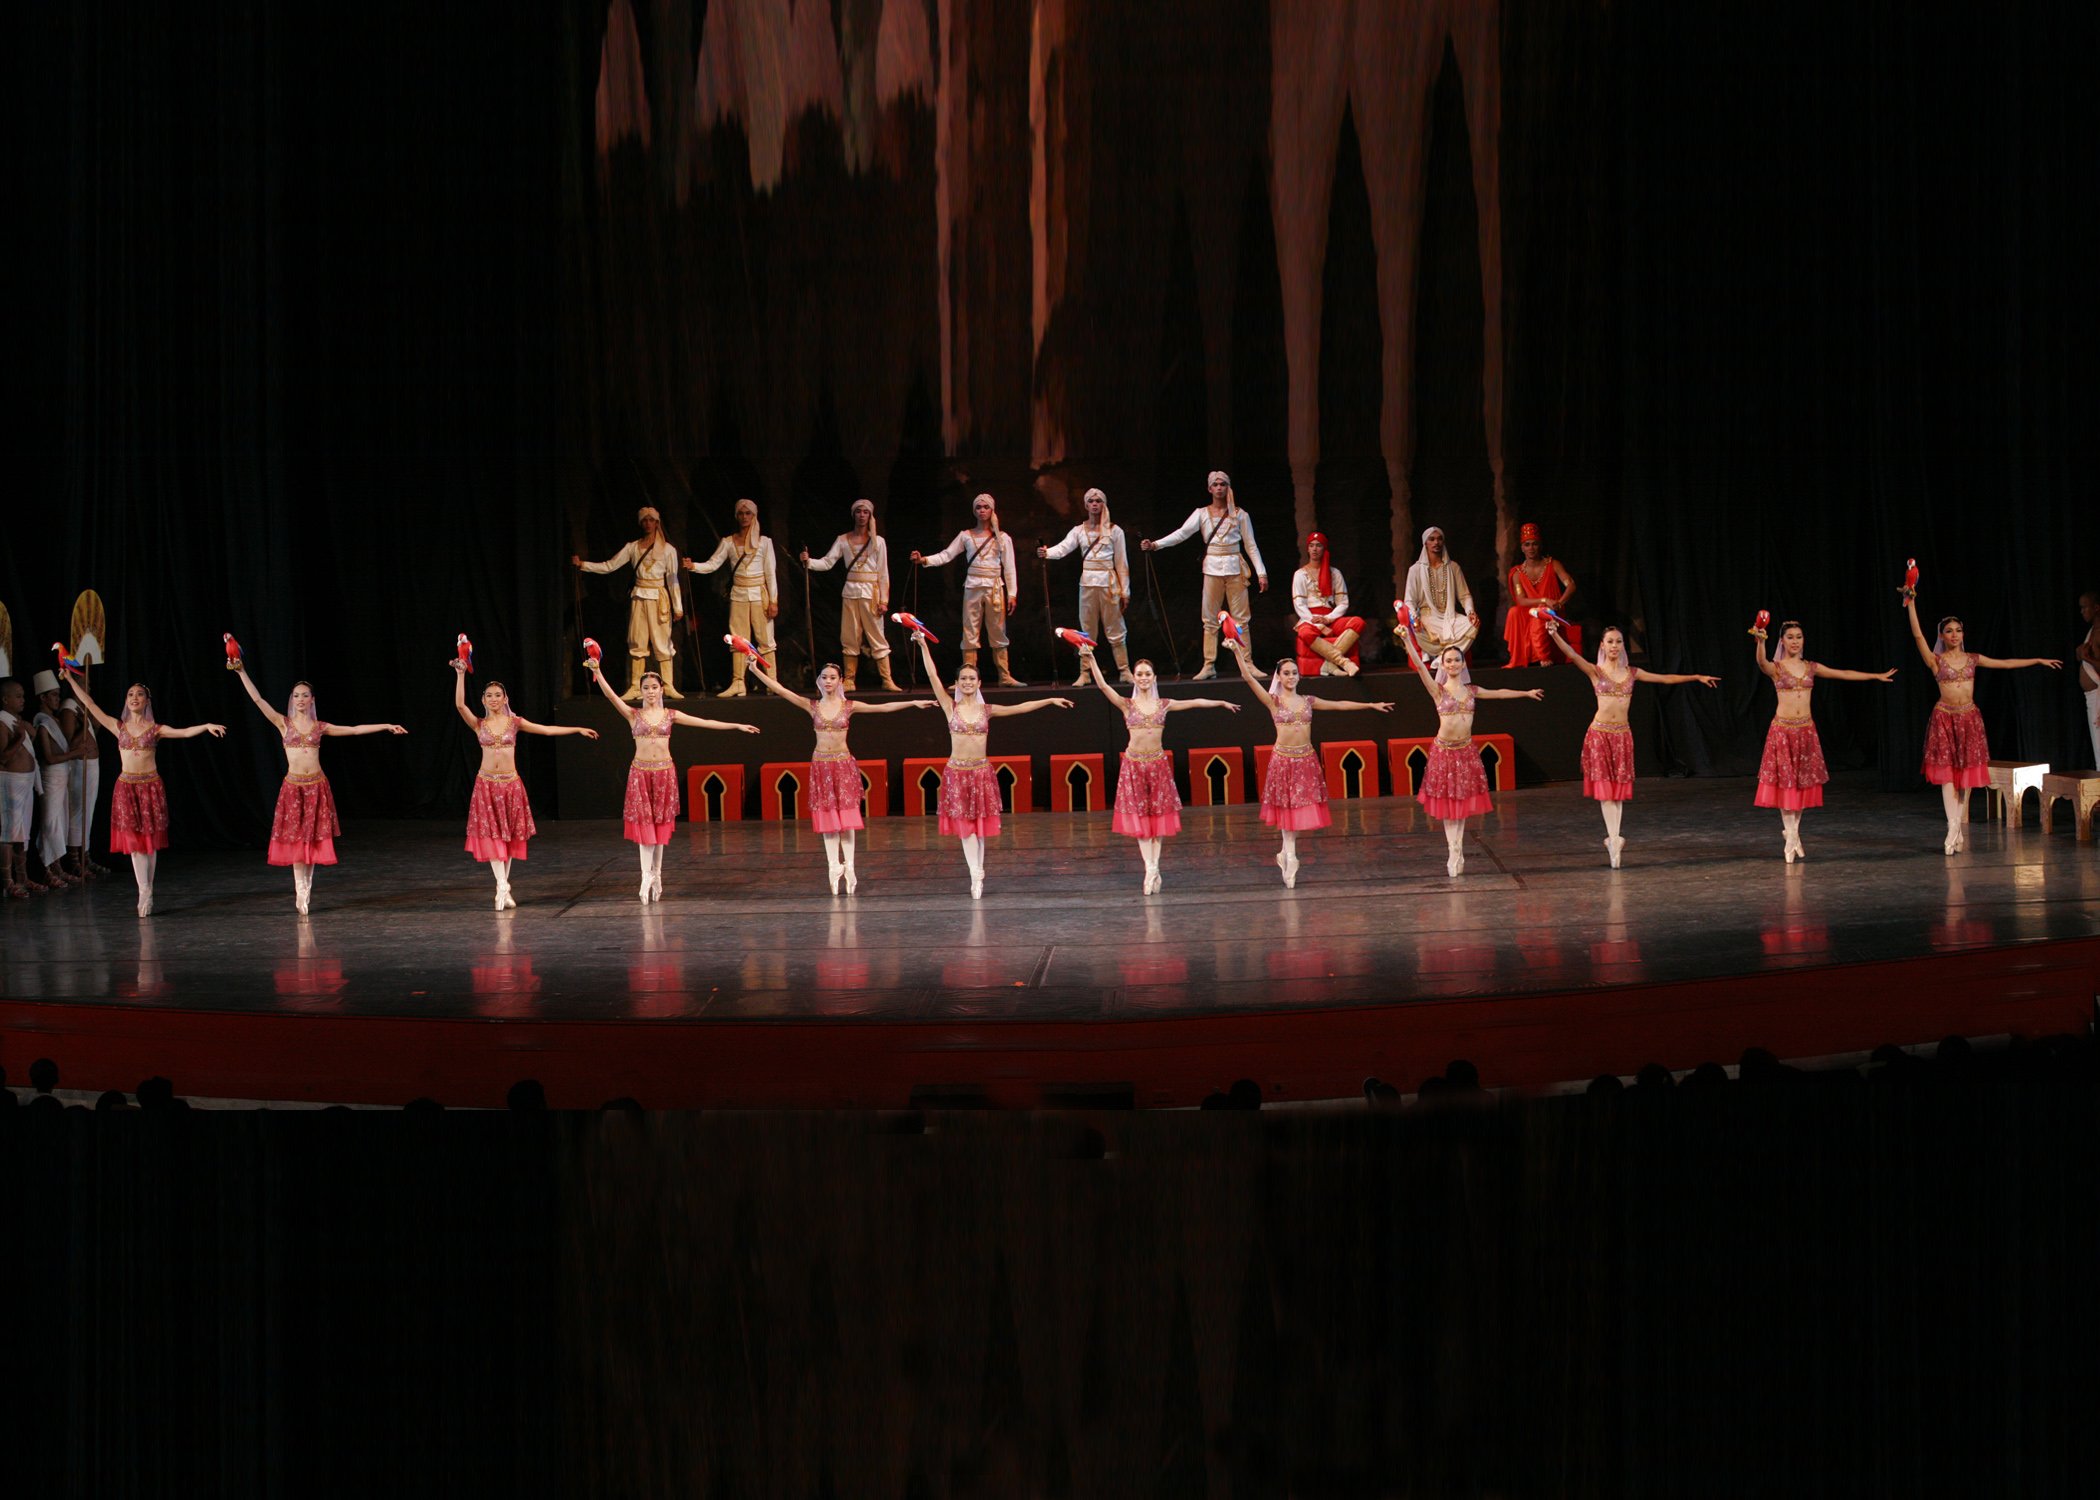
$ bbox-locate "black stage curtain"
[5,1040,2095,1494]
[14,1,2097,844]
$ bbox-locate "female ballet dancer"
[451,658,598,909]
[585,658,758,902]
[744,656,935,894]
[1545,620,1719,867]
[1224,636,1392,888]
[913,630,1072,898]
[1902,594,2060,854]
[231,659,407,914]
[1076,644,1238,893]
[1749,619,1895,862]
[1398,636,1543,876]
[62,669,227,915]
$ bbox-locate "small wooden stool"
[1980,760,2050,828]
[2040,770,2100,841]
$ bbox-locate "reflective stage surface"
[4,777,2096,1106]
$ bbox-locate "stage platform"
[3,778,2095,1108]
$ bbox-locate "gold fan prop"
[71,591,109,679]
[0,600,14,677]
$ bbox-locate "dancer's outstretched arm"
[1165,696,1240,714]
[671,712,760,734]
[451,659,482,728]
[1076,647,1127,711]
[62,673,125,737]
[1473,686,1546,703]
[744,659,812,712]
[1973,652,2063,672]
[515,715,599,741]
[914,633,953,716]
[585,659,638,720]
[1634,669,1720,688]
[1399,635,1443,702]
[233,664,285,729]
[1545,621,1597,678]
[987,696,1075,718]
[1310,697,1394,714]
[1903,596,1940,671]
[325,722,408,736]
[847,698,941,716]
[1816,664,1898,683]
[1225,639,1275,713]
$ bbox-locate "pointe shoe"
[137,892,153,917]
[1943,830,1959,856]
[1446,849,1464,878]
[970,871,984,900]
[1606,835,1624,870]
[649,874,663,902]
[844,862,857,895]
[1284,852,1301,889]
[640,875,654,903]
[827,861,844,896]
[296,889,311,916]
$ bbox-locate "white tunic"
[691,533,778,604]
[1153,506,1267,580]
[582,539,685,618]
[924,529,1019,596]
[806,532,890,603]
[1043,523,1128,591]
[1292,564,1351,626]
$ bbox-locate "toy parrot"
[889,612,940,643]
[583,636,603,671]
[724,633,767,666]
[50,642,86,676]
[223,633,244,671]
[1217,611,1245,648]
[1055,627,1097,652]
[455,634,474,674]
[1900,558,1918,603]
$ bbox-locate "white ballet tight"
[130,851,157,913]
[1600,801,1624,840]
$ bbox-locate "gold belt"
[1273,743,1316,759]
[285,771,328,785]
[812,749,855,762]
[1589,721,1632,734]
[1934,701,1976,714]
[478,770,519,782]
[119,771,162,784]
[1774,715,1814,727]
[947,757,988,770]
[1123,749,1167,764]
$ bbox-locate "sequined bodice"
[1593,670,1634,699]
[1434,688,1473,716]
[948,709,989,737]
[1935,653,1975,684]
[1773,664,1816,694]
[117,721,160,751]
[1123,700,1170,729]
[476,718,518,747]
[630,710,673,739]
[810,701,853,734]
[1270,696,1313,726]
[281,719,328,747]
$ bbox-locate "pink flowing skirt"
[465,773,536,862]
[938,760,1002,838]
[1921,703,1990,788]
[1417,742,1493,822]
[1260,746,1331,831]
[267,773,340,866]
[1112,752,1182,838]
[109,772,171,854]
[1753,719,1828,811]
[807,752,866,834]
[1580,724,1637,803]
[622,762,681,845]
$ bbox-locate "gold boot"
[994,649,1024,687]
[654,658,685,699]
[622,657,646,701]
[1310,637,1349,675]
[1111,639,1134,684]
[874,653,900,691]
[842,653,859,690]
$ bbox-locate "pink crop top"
[948,709,989,737]
[1270,696,1313,726]
[631,709,673,739]
[117,721,161,751]
[810,701,853,733]
[1592,670,1634,699]
[1773,664,1817,693]
[476,718,518,747]
[1434,687,1473,716]
[1934,653,1976,684]
[282,719,328,747]
[1123,700,1170,729]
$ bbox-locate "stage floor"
[4,778,2096,1105]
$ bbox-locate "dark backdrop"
[11,0,2095,844]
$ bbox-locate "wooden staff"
[801,556,816,689]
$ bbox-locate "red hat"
[1519,522,1541,544]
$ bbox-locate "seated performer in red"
[1749,619,1894,863]
[1076,645,1238,893]
[1902,591,2060,855]
[912,630,1071,899]
[586,657,757,903]
[64,672,226,916]
[1291,531,1366,676]
[1502,522,1579,667]
[451,658,599,910]
[1398,635,1543,876]
[747,655,937,894]
[1544,620,1717,867]
[232,658,406,914]
[1226,636,1391,886]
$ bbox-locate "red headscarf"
[1307,531,1332,598]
